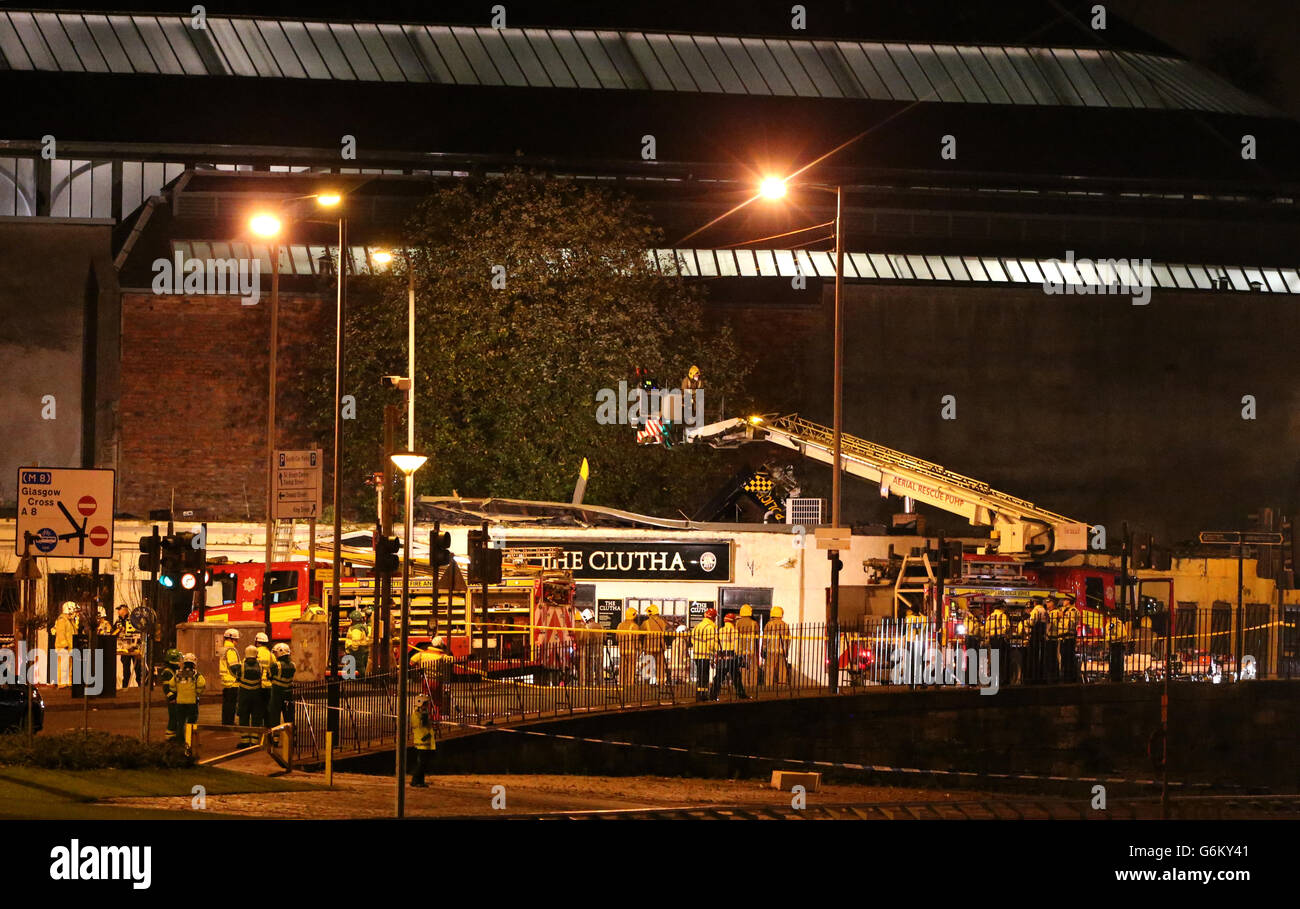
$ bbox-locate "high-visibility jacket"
[269,656,296,690]
[114,617,140,654]
[734,616,759,652]
[903,612,926,630]
[691,619,718,657]
[718,622,739,652]
[1105,619,1128,644]
[173,669,206,705]
[345,624,370,653]
[54,614,78,649]
[1058,606,1080,639]
[616,619,640,650]
[411,649,453,682]
[257,645,274,688]
[96,617,113,635]
[1047,608,1064,637]
[412,703,437,751]
[303,604,326,622]
[986,610,1010,637]
[642,614,669,650]
[219,642,240,688]
[964,614,984,638]
[160,661,181,702]
[1029,604,1048,628]
[235,658,263,691]
[763,617,790,657]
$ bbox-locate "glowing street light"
[316,192,342,207]
[249,213,282,238]
[759,176,788,200]
[372,250,394,266]
[390,449,428,819]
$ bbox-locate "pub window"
[720,587,773,615]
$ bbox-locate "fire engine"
[189,560,328,639]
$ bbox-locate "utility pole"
[378,403,400,672]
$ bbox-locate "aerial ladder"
[684,414,1089,556]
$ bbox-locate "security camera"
[381,375,412,390]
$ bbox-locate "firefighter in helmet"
[267,642,296,726]
[219,628,241,725]
[736,604,760,690]
[691,608,719,700]
[641,604,669,685]
[616,607,640,687]
[255,631,274,716]
[160,647,183,740]
[234,645,265,746]
[410,694,437,788]
[345,609,371,677]
[173,653,206,743]
[763,605,791,687]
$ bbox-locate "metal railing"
[287,609,1300,762]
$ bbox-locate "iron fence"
[287,608,1300,763]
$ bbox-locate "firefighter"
[303,603,327,622]
[902,606,927,685]
[669,624,691,685]
[173,653,206,743]
[410,694,437,788]
[712,613,749,700]
[345,610,371,677]
[267,642,295,727]
[255,631,274,716]
[962,602,985,681]
[114,604,141,689]
[1058,598,1081,683]
[616,607,640,686]
[642,604,669,685]
[1106,615,1127,682]
[219,628,241,725]
[986,600,1011,689]
[1044,596,1062,683]
[691,609,719,701]
[736,604,760,690]
[411,636,454,718]
[53,603,79,687]
[159,648,183,741]
[1027,597,1049,685]
[763,605,791,687]
[234,645,265,746]
[577,608,601,686]
[95,607,113,636]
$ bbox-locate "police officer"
[616,607,640,687]
[691,608,719,701]
[234,645,265,746]
[159,648,183,741]
[1058,598,1081,683]
[642,605,669,685]
[267,642,295,726]
[410,694,437,788]
[735,604,760,690]
[218,628,241,726]
[1027,597,1049,685]
[1106,615,1127,682]
[763,606,791,687]
[1044,596,1062,683]
[986,600,1011,689]
[114,604,141,689]
[345,610,371,677]
[713,613,749,700]
[173,653,206,743]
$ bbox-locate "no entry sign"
[15,467,116,558]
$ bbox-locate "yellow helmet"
[771,606,784,619]
[688,365,700,379]
[624,607,637,620]
[646,604,659,615]
[739,604,752,617]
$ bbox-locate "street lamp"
[760,176,845,693]
[390,449,428,819]
[248,191,346,645]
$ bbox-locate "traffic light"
[467,530,502,585]
[159,533,204,591]
[138,534,161,573]
[374,532,402,574]
[430,531,452,568]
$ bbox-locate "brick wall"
[119,292,331,519]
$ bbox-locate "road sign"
[315,568,334,584]
[15,467,116,558]
[272,449,323,519]
[815,527,853,550]
[1199,531,1284,545]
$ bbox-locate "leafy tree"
[301,173,749,520]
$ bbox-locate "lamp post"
[249,192,343,646]
[371,249,415,451]
[391,450,428,819]
[760,177,845,692]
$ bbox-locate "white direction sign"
[273,449,323,519]
[15,467,116,558]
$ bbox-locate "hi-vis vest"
[1058,606,1080,639]
[346,625,370,652]
[412,704,437,750]
[691,620,718,657]
[174,669,206,705]
[257,645,274,687]
[270,657,296,690]
[237,659,263,691]
[718,623,740,652]
[986,611,1010,637]
[219,642,240,688]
